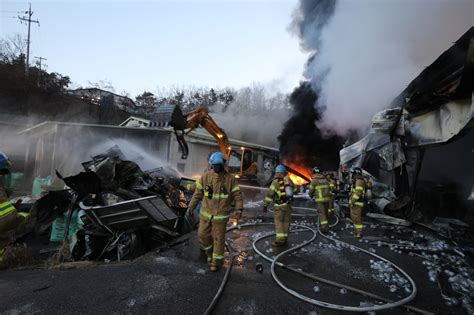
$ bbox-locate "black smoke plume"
[278,83,344,171]
[280,0,342,171]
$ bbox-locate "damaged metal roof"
[392,27,474,114]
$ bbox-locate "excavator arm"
[183,108,232,160]
[151,104,231,160]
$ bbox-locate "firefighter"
[262,164,295,247]
[309,167,331,232]
[187,152,243,272]
[349,167,367,238]
[325,171,337,217]
[0,152,28,263]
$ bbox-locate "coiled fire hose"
[204,211,429,314]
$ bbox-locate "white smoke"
[298,0,473,134]
[210,84,291,147]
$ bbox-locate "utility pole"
[18,3,40,78]
[34,56,47,86]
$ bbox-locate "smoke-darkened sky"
[1,0,307,96]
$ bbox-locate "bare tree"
[0,34,26,63]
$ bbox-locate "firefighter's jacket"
[350,175,367,208]
[188,170,243,221]
[309,174,331,203]
[0,186,16,222]
[264,176,295,208]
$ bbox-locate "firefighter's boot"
[272,238,287,247]
[210,259,223,272]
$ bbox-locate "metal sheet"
[405,95,473,147]
[339,133,390,165]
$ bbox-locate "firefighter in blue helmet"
[0,152,29,263]
[187,152,243,272]
[262,164,296,246]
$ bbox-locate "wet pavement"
[1,187,473,314]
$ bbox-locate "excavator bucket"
[150,104,189,159]
[150,104,186,129]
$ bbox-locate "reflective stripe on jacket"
[0,200,15,217]
[263,176,295,207]
[309,174,331,203]
[188,170,243,218]
[350,177,367,207]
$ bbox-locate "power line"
[18,3,40,78]
[34,55,47,87]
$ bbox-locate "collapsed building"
[340,27,474,223]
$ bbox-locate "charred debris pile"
[29,145,195,263]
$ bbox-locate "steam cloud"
[291,0,473,134]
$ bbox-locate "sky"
[0,0,307,96]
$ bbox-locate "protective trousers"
[350,205,363,235]
[198,217,227,264]
[274,205,292,241]
[316,202,329,230]
[328,194,335,216]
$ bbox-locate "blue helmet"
[0,152,12,174]
[209,152,225,165]
[275,164,286,174]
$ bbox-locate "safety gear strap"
[200,210,229,222]
[0,201,15,217]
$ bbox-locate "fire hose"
[204,211,429,314]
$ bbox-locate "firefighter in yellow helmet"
[309,167,331,232]
[187,152,243,272]
[349,167,367,238]
[262,164,295,247]
[0,152,28,263]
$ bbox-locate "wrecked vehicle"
[339,27,473,222]
[32,145,196,261]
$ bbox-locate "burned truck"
[340,27,473,223]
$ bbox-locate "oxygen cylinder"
[283,176,293,198]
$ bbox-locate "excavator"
[150,104,272,181]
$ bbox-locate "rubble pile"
[30,145,196,262]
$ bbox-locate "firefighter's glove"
[262,205,268,213]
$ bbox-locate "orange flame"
[285,162,312,186]
[289,173,308,186]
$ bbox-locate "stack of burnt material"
[32,145,196,262]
